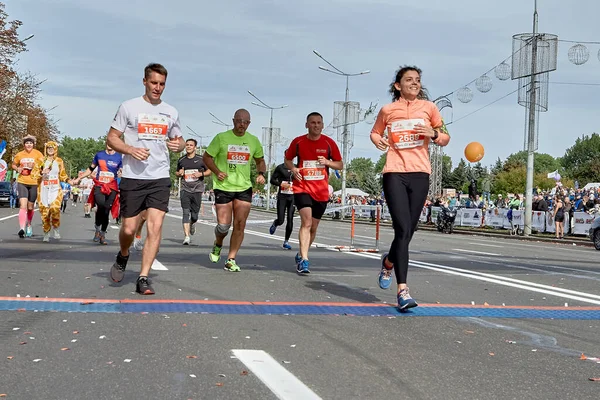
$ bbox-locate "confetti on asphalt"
[12,328,20,331]
[62,320,67,322]
[245,336,251,339]
[33,359,42,362]
[186,355,197,359]
[7,356,13,360]
[506,340,517,344]
[216,383,224,387]
[19,341,26,345]
[212,337,218,339]
[73,331,79,334]
[99,335,106,340]
[123,359,131,363]
[488,353,495,356]
[290,344,296,348]
[91,321,95,324]
[241,370,248,376]
[484,302,489,306]
[71,339,77,343]
[455,341,462,344]
[61,348,70,351]
[106,361,113,365]
[471,301,475,305]
[182,324,187,327]
[190,374,196,378]
[465,330,475,334]
[0,394,6,397]
[218,374,226,377]
[24,331,31,335]
[581,354,588,360]
[565,303,568,307]
[531,349,537,352]
[282,361,291,364]
[589,377,600,381]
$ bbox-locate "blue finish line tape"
[1,298,600,320]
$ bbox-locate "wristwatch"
[432,129,439,141]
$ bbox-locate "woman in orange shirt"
[370,66,450,311]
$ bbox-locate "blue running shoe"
[397,288,418,311]
[282,241,292,250]
[378,253,393,290]
[295,252,302,264]
[269,223,277,235]
[296,259,310,274]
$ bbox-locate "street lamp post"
[247,91,288,211]
[209,112,232,131]
[313,50,369,213]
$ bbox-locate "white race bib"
[389,118,425,149]
[99,171,115,183]
[227,145,250,165]
[137,113,169,140]
[281,180,294,194]
[184,169,199,182]
[302,160,326,181]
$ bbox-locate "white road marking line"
[468,242,504,248]
[167,213,600,305]
[232,349,322,400]
[453,249,500,256]
[110,225,120,230]
[151,260,168,271]
[0,208,39,222]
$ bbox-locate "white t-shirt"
[111,96,182,180]
[80,177,93,195]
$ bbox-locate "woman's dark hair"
[389,65,429,101]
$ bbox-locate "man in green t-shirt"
[203,109,266,272]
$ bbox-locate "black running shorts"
[214,187,252,204]
[119,177,171,218]
[293,193,328,220]
[17,183,37,203]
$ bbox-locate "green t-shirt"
[205,130,264,192]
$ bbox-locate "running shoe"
[269,223,277,235]
[136,276,155,295]
[18,229,25,238]
[295,252,302,264]
[209,243,222,263]
[133,237,144,251]
[282,241,292,250]
[378,253,393,290]
[43,232,51,242]
[110,252,129,283]
[25,225,32,237]
[93,229,100,242]
[183,236,191,245]
[297,259,310,274]
[224,259,241,272]
[397,288,418,311]
[53,228,61,240]
[190,223,196,236]
[99,231,107,245]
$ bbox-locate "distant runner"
[268,163,295,250]
[12,135,44,238]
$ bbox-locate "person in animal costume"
[32,141,69,242]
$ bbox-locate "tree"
[374,153,386,173]
[58,136,105,177]
[561,133,600,185]
[448,158,468,190]
[503,151,560,174]
[347,157,380,195]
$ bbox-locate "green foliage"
[346,157,380,196]
[58,136,105,178]
[441,155,452,188]
[448,158,468,190]
[374,153,386,173]
[561,133,600,185]
[503,151,560,174]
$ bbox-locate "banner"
[531,211,546,232]
[430,206,442,223]
[459,208,482,227]
[484,208,505,228]
[573,212,596,235]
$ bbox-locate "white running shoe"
[183,236,191,245]
[133,237,144,251]
[53,228,61,239]
[43,232,51,242]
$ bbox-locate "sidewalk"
[251,206,595,248]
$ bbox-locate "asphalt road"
[1,200,599,400]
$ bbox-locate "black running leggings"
[383,172,430,284]
[274,194,294,241]
[94,186,117,232]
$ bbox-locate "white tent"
[333,188,369,197]
[584,183,600,191]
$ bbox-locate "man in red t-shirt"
[284,112,343,274]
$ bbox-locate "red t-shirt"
[284,134,342,202]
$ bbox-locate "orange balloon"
[464,142,484,163]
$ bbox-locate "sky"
[5,0,600,169]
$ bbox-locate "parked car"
[0,182,10,207]
[589,217,600,250]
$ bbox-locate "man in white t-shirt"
[80,176,93,218]
[106,63,185,295]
